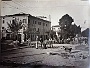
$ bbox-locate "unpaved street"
[1,44,89,68]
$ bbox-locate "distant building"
[1,13,51,42]
[52,25,61,37]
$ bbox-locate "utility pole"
[49,15,51,22]
[88,0,90,58]
[48,15,51,39]
[43,22,44,41]
[0,0,1,61]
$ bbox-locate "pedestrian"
[27,38,31,47]
[43,39,48,49]
[36,36,38,49]
[40,37,43,48]
[49,38,53,48]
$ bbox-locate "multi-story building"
[28,15,51,41]
[1,13,51,42]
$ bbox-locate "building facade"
[28,15,51,41]
[52,25,61,37]
[1,13,51,42]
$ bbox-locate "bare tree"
[7,19,22,41]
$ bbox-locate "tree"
[69,24,77,37]
[7,19,22,41]
[58,14,82,44]
[59,14,74,27]
[69,24,81,37]
[59,14,74,40]
[77,25,81,34]
[50,30,56,40]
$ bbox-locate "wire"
[12,0,89,8]
[11,1,89,8]
[3,2,27,13]
[3,1,50,21]
[11,1,49,17]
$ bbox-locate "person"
[43,39,48,49]
[40,37,43,48]
[27,38,31,47]
[49,38,53,48]
[36,36,38,49]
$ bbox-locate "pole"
[89,0,90,61]
[49,15,51,22]
[0,1,1,62]
[43,22,44,41]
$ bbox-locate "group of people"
[27,36,54,49]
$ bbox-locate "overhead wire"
[4,0,88,16]
[3,2,27,13]
[10,1,51,21]
[11,1,48,16]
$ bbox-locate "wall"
[28,16,51,41]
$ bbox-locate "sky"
[1,0,90,31]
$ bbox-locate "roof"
[2,13,51,23]
[29,15,51,23]
[52,25,60,27]
[3,13,30,17]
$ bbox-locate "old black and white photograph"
[0,0,90,68]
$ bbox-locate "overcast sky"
[1,0,89,31]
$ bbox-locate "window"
[35,22,36,24]
[10,20,11,23]
[2,27,4,29]
[3,20,5,24]
[3,17,5,19]
[28,19,30,23]
[46,24,47,26]
[38,28,39,31]
[33,20,34,24]
[23,19,27,23]
[40,22,41,25]
[38,22,41,25]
